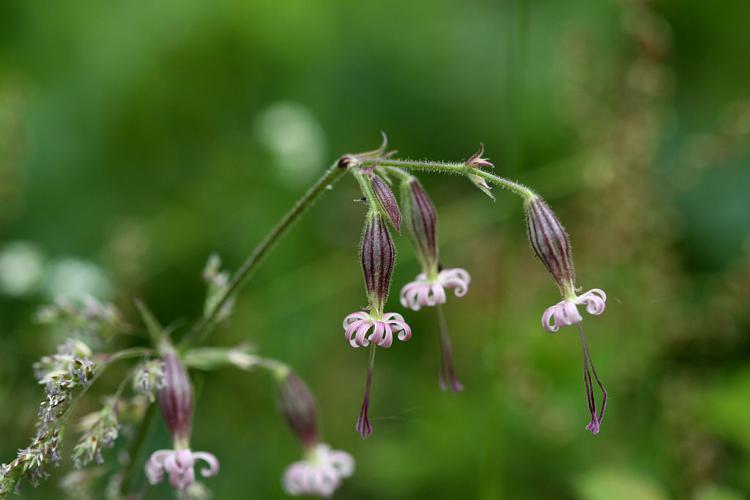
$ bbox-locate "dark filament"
[577,324,607,434]
[437,304,464,393]
[356,344,377,438]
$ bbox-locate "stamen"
[436,305,464,393]
[356,344,377,438]
[577,324,607,434]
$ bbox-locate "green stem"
[381,166,414,182]
[182,162,346,347]
[119,402,157,497]
[371,159,536,199]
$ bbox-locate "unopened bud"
[360,212,395,313]
[277,372,319,448]
[157,350,193,444]
[370,174,401,232]
[524,196,576,296]
[465,144,495,170]
[401,179,438,272]
[465,144,496,200]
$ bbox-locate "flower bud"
[157,350,193,444]
[277,372,319,448]
[524,196,576,296]
[400,179,438,272]
[370,174,401,232]
[360,212,395,313]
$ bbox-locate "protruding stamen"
[577,324,607,434]
[356,345,377,438]
[436,305,463,393]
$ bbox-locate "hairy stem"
[183,162,346,347]
[372,159,536,199]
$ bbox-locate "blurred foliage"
[1,0,750,498]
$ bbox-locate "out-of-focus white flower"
[283,444,354,498]
[43,258,111,301]
[255,102,326,186]
[0,241,45,296]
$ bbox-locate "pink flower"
[541,289,607,333]
[145,448,219,491]
[343,311,412,349]
[282,444,355,498]
[399,268,471,311]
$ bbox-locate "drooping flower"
[400,177,467,391]
[399,268,470,311]
[283,444,355,498]
[145,449,219,492]
[276,371,355,497]
[525,196,608,326]
[344,211,413,437]
[524,195,607,434]
[542,288,607,333]
[144,349,219,491]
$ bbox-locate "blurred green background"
[1,0,750,498]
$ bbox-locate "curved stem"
[371,159,536,199]
[436,304,463,393]
[182,162,346,347]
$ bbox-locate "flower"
[524,195,608,434]
[400,177,467,391]
[282,444,355,498]
[277,371,319,448]
[276,371,356,496]
[524,194,609,330]
[343,311,412,348]
[146,449,219,491]
[344,310,413,437]
[399,268,471,311]
[144,348,220,491]
[542,288,607,333]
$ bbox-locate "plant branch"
[183,161,346,347]
[371,158,536,199]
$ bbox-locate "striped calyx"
[360,212,396,313]
[277,371,319,448]
[158,350,193,444]
[525,196,576,297]
[401,179,439,274]
[370,174,401,232]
